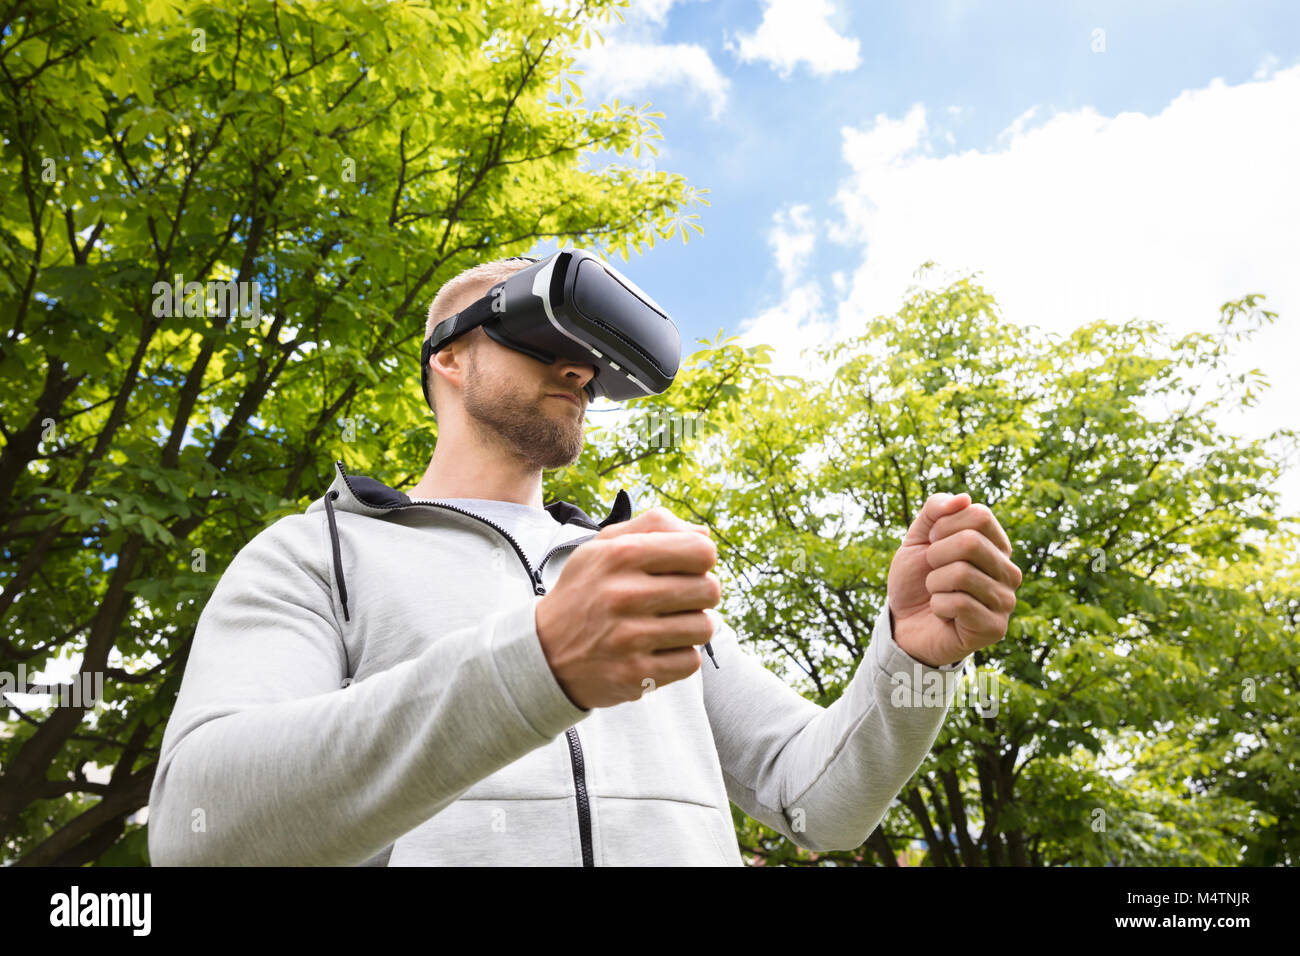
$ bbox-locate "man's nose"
[556,356,597,387]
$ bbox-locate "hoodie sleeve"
[700,603,965,853]
[146,512,589,867]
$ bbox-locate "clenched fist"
[535,507,720,710]
[887,492,1022,669]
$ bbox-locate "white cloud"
[570,0,729,119]
[820,66,1300,509]
[625,0,680,24]
[736,283,834,381]
[995,104,1041,147]
[576,39,730,119]
[735,203,837,381]
[1253,53,1280,80]
[726,0,861,78]
[542,0,688,22]
[769,203,817,289]
[831,103,929,184]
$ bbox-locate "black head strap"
[420,257,542,409]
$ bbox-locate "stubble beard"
[461,350,585,470]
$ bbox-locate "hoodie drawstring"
[324,490,350,622]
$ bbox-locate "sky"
[12,0,1299,806]
[523,0,1300,515]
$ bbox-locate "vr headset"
[420,248,681,407]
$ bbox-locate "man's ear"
[429,328,484,399]
[428,340,462,392]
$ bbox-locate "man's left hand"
[886,492,1022,669]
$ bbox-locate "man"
[147,255,1022,866]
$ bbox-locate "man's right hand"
[535,507,720,710]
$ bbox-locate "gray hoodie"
[146,460,965,866]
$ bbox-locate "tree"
[1152,533,1300,867]
[581,265,1294,865]
[0,0,706,865]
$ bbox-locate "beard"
[461,349,586,470]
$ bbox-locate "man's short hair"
[422,257,536,418]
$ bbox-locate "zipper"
[535,540,596,866]
[335,462,599,866]
[564,727,594,866]
[336,464,596,589]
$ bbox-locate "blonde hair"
[422,257,537,415]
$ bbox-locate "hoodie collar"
[311,460,633,626]
[318,460,632,531]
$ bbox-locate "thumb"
[902,492,970,545]
[597,506,710,538]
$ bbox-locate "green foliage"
[0,0,703,864]
[574,266,1296,865]
[4,0,1291,869]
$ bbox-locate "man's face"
[458,330,594,470]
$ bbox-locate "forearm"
[148,600,587,866]
[777,605,960,850]
[704,602,961,853]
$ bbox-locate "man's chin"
[543,435,585,470]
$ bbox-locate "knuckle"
[925,545,946,569]
[673,644,701,674]
[616,657,643,690]
[621,616,654,651]
[606,578,641,612]
[608,535,639,564]
[705,573,722,606]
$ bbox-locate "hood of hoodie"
[309,459,634,624]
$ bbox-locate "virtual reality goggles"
[420,248,681,407]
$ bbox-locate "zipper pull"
[532,568,546,595]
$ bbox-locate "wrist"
[889,607,948,669]
[535,596,588,711]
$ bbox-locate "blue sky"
[24,0,1300,808]
[522,0,1300,511]
[554,0,1298,332]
